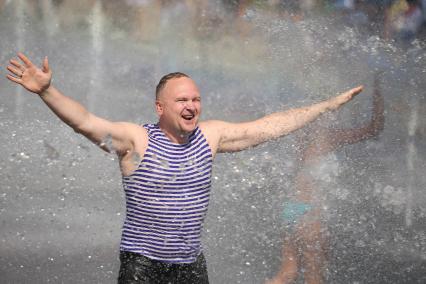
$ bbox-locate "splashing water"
[1,1,426,283]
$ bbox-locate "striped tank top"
[120,123,213,263]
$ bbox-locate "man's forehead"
[163,77,199,95]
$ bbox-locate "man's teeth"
[182,115,194,120]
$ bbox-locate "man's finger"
[17,52,33,68]
[349,86,363,97]
[10,58,24,70]
[6,74,22,84]
[7,65,22,77]
[42,56,50,73]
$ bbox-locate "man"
[6,53,363,283]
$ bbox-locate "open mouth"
[182,114,195,121]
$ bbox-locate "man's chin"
[180,120,197,133]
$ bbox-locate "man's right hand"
[327,85,363,111]
[6,52,52,95]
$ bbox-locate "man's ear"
[155,100,163,115]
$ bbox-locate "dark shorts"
[117,251,209,284]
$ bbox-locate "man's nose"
[184,100,195,109]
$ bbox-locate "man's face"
[156,77,202,136]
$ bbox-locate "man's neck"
[158,123,191,144]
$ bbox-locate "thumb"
[42,56,50,74]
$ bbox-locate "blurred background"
[1,0,426,283]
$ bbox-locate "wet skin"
[155,77,202,144]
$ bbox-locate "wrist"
[39,85,53,99]
[326,96,340,111]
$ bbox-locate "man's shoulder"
[199,120,228,136]
[198,120,225,154]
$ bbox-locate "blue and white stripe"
[120,123,213,263]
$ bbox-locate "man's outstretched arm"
[201,86,363,154]
[301,80,384,160]
[6,53,140,155]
